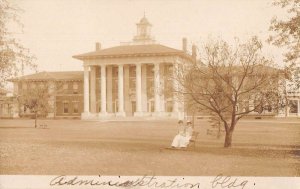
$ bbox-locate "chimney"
[182,38,187,53]
[192,44,197,61]
[95,42,101,51]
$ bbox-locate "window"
[114,100,119,113]
[73,102,79,113]
[130,78,136,89]
[166,101,172,112]
[22,83,27,90]
[141,27,146,36]
[63,83,68,90]
[149,100,154,112]
[30,83,36,89]
[97,100,101,112]
[267,105,273,113]
[39,82,44,89]
[7,104,11,114]
[289,100,298,114]
[132,101,136,113]
[63,102,69,113]
[73,82,78,94]
[2,104,8,114]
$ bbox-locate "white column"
[141,65,148,112]
[82,65,90,119]
[124,65,130,114]
[160,64,165,112]
[106,66,113,113]
[90,66,96,114]
[117,64,125,116]
[154,63,161,115]
[134,63,142,116]
[99,64,107,115]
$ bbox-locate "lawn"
[0,118,299,176]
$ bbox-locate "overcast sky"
[11,0,286,74]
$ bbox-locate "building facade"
[10,71,84,118]
[73,16,193,119]
[6,16,300,119]
[0,88,14,118]
[278,79,300,117]
[286,92,300,117]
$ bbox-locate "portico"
[77,56,187,119]
[73,16,194,119]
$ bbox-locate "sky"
[11,0,286,74]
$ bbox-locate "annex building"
[9,71,83,118]
[0,88,14,118]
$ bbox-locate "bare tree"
[0,0,36,87]
[17,82,54,128]
[174,37,283,148]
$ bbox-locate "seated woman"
[171,120,193,148]
[181,120,193,147]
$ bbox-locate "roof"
[73,44,189,60]
[9,71,83,81]
[192,64,281,77]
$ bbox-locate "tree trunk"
[35,112,37,128]
[217,122,221,139]
[224,131,233,148]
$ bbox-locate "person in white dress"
[171,120,193,148]
[182,121,193,147]
[171,120,185,148]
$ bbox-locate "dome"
[139,16,151,25]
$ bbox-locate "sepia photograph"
[0,0,299,188]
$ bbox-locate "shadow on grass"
[46,137,299,160]
[188,145,300,159]
[160,141,300,160]
[293,149,300,157]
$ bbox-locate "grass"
[0,118,299,176]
